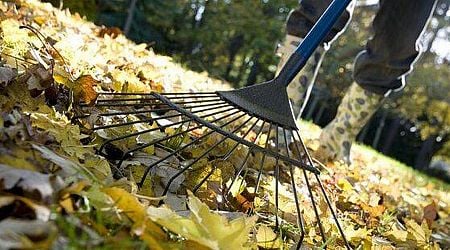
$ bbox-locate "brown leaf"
[72,75,99,106]
[422,201,438,227]
[97,26,123,38]
[0,195,50,221]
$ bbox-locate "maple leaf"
[102,187,167,241]
[148,191,257,250]
[71,75,99,105]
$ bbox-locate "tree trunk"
[245,55,260,86]
[381,116,401,154]
[123,0,138,35]
[372,110,387,150]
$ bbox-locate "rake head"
[73,82,350,248]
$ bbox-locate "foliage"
[0,1,449,249]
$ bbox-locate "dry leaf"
[0,218,57,249]
[148,191,257,250]
[0,164,64,203]
[422,201,438,228]
[72,75,99,105]
[102,187,166,241]
[256,225,283,249]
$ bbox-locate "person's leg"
[317,0,437,164]
[277,0,353,117]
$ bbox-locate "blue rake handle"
[276,0,352,86]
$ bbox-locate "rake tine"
[138,111,247,187]
[193,117,261,194]
[93,102,229,117]
[160,113,252,199]
[191,116,256,193]
[291,131,326,245]
[97,106,237,154]
[192,165,218,193]
[293,130,350,249]
[119,109,244,168]
[283,129,306,247]
[94,103,233,131]
[254,122,273,194]
[95,96,221,104]
[222,118,260,160]
[274,126,281,230]
[316,176,351,249]
[223,120,266,196]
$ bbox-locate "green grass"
[354,143,450,191]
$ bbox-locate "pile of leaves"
[0,0,449,249]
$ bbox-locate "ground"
[0,1,449,249]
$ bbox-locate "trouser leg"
[316,0,437,164]
[280,0,354,117]
[286,0,353,44]
[353,0,437,95]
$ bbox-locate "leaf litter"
[0,0,448,249]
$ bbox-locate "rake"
[74,0,352,248]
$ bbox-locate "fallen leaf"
[256,225,283,249]
[0,164,64,204]
[0,195,50,221]
[0,66,17,86]
[422,201,438,228]
[405,219,432,247]
[148,191,257,250]
[0,218,57,249]
[32,144,95,180]
[102,187,166,241]
[97,26,123,39]
[72,75,99,105]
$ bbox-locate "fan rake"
[73,0,352,248]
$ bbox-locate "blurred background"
[43,0,449,181]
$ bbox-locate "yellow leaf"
[102,187,166,241]
[256,225,283,249]
[383,225,407,243]
[337,178,353,192]
[344,226,370,245]
[405,219,431,247]
[0,19,33,56]
[148,191,257,250]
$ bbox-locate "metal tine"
[192,117,261,193]
[94,95,221,103]
[283,128,306,248]
[161,114,254,197]
[96,91,216,96]
[98,105,237,154]
[91,101,228,117]
[161,92,217,96]
[119,109,246,168]
[254,122,273,193]
[274,125,280,229]
[92,102,234,131]
[293,130,350,249]
[138,110,248,187]
[291,131,326,245]
[81,98,224,108]
[223,120,266,196]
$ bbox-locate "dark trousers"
[286,0,437,95]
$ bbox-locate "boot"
[315,82,385,164]
[276,34,327,118]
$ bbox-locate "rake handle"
[276,0,352,86]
